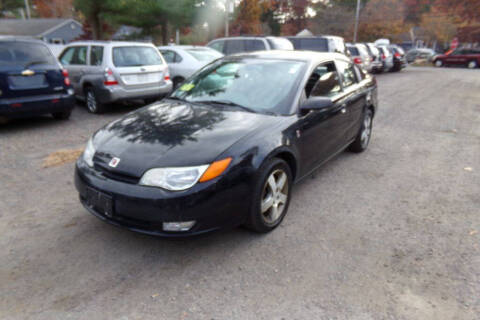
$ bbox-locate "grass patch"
[43,148,84,168]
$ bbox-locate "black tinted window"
[306,62,342,98]
[209,41,225,53]
[90,46,104,66]
[245,40,266,52]
[0,41,57,67]
[225,40,245,55]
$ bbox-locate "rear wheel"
[467,60,478,69]
[52,109,71,120]
[434,60,443,67]
[245,158,292,233]
[85,87,104,114]
[349,109,373,153]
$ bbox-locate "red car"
[433,48,480,69]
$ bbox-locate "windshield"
[185,48,222,62]
[113,46,163,67]
[0,41,57,68]
[171,58,306,115]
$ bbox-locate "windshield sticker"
[179,83,195,91]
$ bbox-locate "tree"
[435,0,480,23]
[73,0,128,40]
[232,0,263,35]
[0,0,24,17]
[34,0,74,18]
[420,7,459,44]
[358,0,408,42]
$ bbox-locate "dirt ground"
[0,67,479,320]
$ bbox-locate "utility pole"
[24,0,31,19]
[225,0,230,37]
[353,0,361,43]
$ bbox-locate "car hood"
[92,100,276,178]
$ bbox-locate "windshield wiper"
[195,100,257,114]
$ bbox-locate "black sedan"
[75,51,378,236]
[0,37,75,120]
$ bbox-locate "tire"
[349,108,373,153]
[85,87,105,114]
[245,158,293,233]
[172,77,185,90]
[434,60,443,67]
[52,109,72,120]
[467,60,478,69]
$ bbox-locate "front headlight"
[139,157,232,191]
[82,137,95,167]
[139,165,209,191]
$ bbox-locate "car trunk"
[0,67,65,99]
[0,41,65,99]
[111,46,167,89]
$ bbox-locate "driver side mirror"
[299,96,333,114]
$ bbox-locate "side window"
[90,46,104,66]
[305,62,342,98]
[225,40,245,55]
[174,52,183,63]
[59,47,75,65]
[209,41,225,54]
[245,40,266,52]
[161,50,176,63]
[336,61,357,88]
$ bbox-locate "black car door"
[336,60,366,142]
[295,61,351,176]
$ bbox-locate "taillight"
[164,68,170,81]
[353,57,362,64]
[394,52,401,58]
[381,54,386,60]
[62,69,71,86]
[104,68,118,86]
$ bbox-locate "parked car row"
[347,43,407,73]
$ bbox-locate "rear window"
[289,38,329,52]
[112,46,163,67]
[244,40,266,52]
[347,46,360,56]
[185,49,222,62]
[0,41,57,68]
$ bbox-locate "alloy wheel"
[86,91,97,113]
[261,169,289,225]
[468,61,477,69]
[435,60,442,67]
[361,112,372,149]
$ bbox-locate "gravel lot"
[1,67,479,320]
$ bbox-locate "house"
[0,18,84,44]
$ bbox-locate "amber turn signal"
[199,157,232,182]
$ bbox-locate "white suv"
[59,41,172,113]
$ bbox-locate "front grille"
[94,163,139,184]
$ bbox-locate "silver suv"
[59,41,172,113]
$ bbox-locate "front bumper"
[74,159,251,237]
[97,81,173,104]
[0,91,75,118]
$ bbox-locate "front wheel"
[434,60,443,67]
[245,158,292,233]
[349,109,373,153]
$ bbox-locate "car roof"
[209,36,283,41]
[158,45,212,50]
[223,50,349,64]
[0,35,47,44]
[287,35,344,40]
[66,40,155,47]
